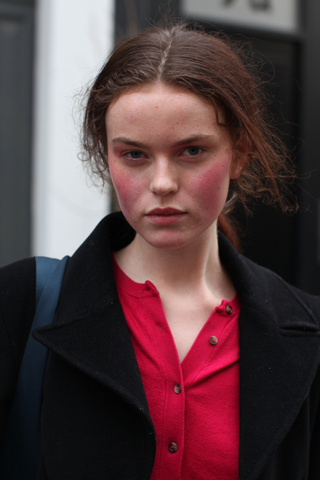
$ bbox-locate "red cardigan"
[114,257,241,479]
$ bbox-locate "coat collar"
[33,214,149,416]
[33,212,320,480]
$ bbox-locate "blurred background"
[0,0,319,295]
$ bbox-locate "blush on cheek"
[194,163,230,191]
[190,162,231,212]
[109,162,141,212]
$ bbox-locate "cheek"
[108,161,142,212]
[190,161,231,208]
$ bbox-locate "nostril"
[150,179,178,195]
[150,176,178,195]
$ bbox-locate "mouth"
[145,208,187,225]
[146,208,185,216]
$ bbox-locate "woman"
[1,22,320,480]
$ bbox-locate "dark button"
[209,335,218,345]
[168,442,178,453]
[226,304,233,314]
[174,384,182,394]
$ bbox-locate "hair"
[80,21,297,249]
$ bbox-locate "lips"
[145,208,186,225]
[146,207,185,216]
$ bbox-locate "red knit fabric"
[113,257,240,480]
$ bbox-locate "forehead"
[105,83,225,140]
[108,83,210,110]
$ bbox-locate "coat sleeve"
[0,258,36,448]
[296,289,320,479]
[308,364,320,479]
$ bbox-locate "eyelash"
[122,146,204,161]
[181,146,204,157]
[125,151,144,159]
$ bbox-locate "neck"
[114,224,235,301]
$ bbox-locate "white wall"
[32,0,114,258]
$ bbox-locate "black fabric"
[0,257,69,480]
[0,212,320,480]
[0,258,36,448]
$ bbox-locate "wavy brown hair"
[80,21,297,248]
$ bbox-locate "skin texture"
[105,83,243,361]
[106,84,241,251]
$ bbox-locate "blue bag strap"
[0,256,69,480]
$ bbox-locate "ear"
[230,155,245,179]
[229,140,247,179]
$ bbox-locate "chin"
[141,232,198,251]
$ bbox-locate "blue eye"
[128,151,142,159]
[184,147,202,156]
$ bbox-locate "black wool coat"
[1,212,320,480]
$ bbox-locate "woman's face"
[106,83,242,250]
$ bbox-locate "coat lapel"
[33,292,150,415]
[33,213,150,417]
[219,236,320,480]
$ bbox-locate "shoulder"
[0,257,36,368]
[219,233,320,329]
[0,258,36,443]
[242,254,320,328]
[287,282,320,313]
[243,256,320,321]
[243,253,320,301]
[0,256,36,291]
[0,257,36,315]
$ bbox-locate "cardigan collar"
[34,212,320,480]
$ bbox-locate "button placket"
[153,325,184,477]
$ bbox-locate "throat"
[160,287,235,363]
[113,231,237,362]
[114,229,223,291]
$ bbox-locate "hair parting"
[79,20,297,248]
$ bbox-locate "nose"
[150,158,178,196]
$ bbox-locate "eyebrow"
[111,134,215,148]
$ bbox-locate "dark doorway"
[231,36,300,286]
